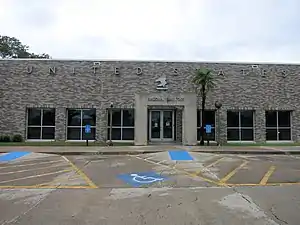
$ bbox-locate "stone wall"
[1,59,300,143]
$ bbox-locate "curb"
[51,150,163,156]
[0,150,163,156]
[1,150,300,155]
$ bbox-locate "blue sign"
[205,124,212,134]
[85,125,91,133]
[117,172,168,187]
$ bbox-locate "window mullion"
[239,111,241,141]
[81,110,83,140]
[121,109,123,140]
[276,111,279,140]
[40,109,43,139]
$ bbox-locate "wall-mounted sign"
[147,96,184,102]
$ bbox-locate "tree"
[192,68,215,145]
[0,35,50,59]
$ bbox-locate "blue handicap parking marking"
[117,171,168,187]
[168,150,194,161]
[0,152,31,162]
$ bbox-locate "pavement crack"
[270,206,288,224]
[1,187,59,225]
[241,195,251,204]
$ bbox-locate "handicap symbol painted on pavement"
[117,172,168,187]
[130,173,164,184]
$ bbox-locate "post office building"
[1,59,300,145]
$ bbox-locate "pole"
[218,109,221,146]
[109,107,113,146]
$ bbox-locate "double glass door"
[149,110,174,141]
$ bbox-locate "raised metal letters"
[115,67,120,75]
[148,96,184,102]
[26,66,33,74]
[17,64,295,78]
[241,69,247,75]
[218,70,224,76]
[49,67,56,74]
[136,67,142,75]
[92,65,98,74]
[261,69,267,77]
[173,68,178,75]
[281,70,287,78]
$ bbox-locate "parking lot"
[1,151,300,189]
[2,150,300,224]
[135,152,300,187]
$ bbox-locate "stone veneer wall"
[1,59,300,143]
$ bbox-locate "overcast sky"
[1,0,299,63]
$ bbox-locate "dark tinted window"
[227,111,239,127]
[28,109,41,126]
[123,110,134,126]
[42,109,55,126]
[82,109,96,126]
[266,111,277,127]
[68,109,81,126]
[240,111,253,127]
[278,111,290,127]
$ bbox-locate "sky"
[0,0,300,63]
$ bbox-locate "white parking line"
[157,160,167,164]
[0,160,64,170]
[0,169,71,184]
[144,155,157,160]
[0,163,69,175]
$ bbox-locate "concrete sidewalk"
[1,145,300,155]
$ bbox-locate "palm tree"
[192,68,215,145]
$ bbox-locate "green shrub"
[2,135,11,142]
[12,134,23,142]
[0,136,3,142]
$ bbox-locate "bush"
[2,135,11,142]
[0,136,3,142]
[12,134,23,142]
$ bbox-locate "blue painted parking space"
[168,150,194,161]
[117,171,168,187]
[0,152,31,162]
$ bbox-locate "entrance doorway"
[149,110,174,142]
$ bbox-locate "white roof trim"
[1,58,300,65]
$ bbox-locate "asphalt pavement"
[1,150,300,224]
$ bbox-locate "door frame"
[149,110,175,141]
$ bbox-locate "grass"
[0,141,134,147]
[1,141,299,147]
[197,141,300,147]
[223,142,300,147]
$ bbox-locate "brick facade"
[0,59,299,143]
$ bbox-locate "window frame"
[227,110,254,142]
[107,108,135,142]
[26,108,56,141]
[197,109,216,142]
[266,110,292,142]
[66,108,96,141]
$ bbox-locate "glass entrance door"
[149,110,174,141]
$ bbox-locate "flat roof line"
[1,58,300,65]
